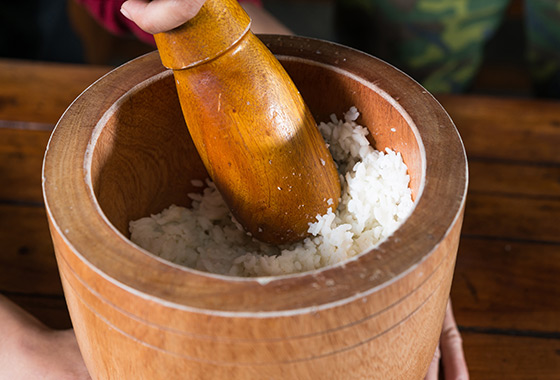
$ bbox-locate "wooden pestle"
[154,0,340,244]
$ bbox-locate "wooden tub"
[42,35,468,379]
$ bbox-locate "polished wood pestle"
[154,0,340,244]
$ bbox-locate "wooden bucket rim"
[43,35,468,315]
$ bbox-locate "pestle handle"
[154,0,340,244]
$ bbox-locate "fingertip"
[424,346,441,380]
[121,0,146,24]
[120,0,206,35]
[120,2,132,21]
[120,0,159,34]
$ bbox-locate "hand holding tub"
[424,301,469,380]
[0,293,468,379]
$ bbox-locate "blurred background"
[0,0,543,97]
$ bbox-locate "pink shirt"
[75,0,262,45]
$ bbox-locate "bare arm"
[0,294,90,380]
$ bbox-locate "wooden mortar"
[43,35,468,380]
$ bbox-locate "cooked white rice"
[129,107,414,277]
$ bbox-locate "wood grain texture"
[0,126,51,203]
[0,59,111,124]
[440,93,560,379]
[462,194,559,242]
[438,95,560,164]
[0,204,59,295]
[42,36,466,380]
[452,238,560,332]
[155,0,340,244]
[2,38,560,379]
[461,332,560,380]
[467,160,560,198]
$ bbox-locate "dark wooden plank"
[0,127,51,203]
[462,194,560,243]
[452,238,560,333]
[0,59,111,124]
[438,95,560,164]
[0,204,62,296]
[460,331,560,380]
[0,119,54,131]
[3,293,72,330]
[468,160,560,199]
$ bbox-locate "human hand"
[0,295,90,380]
[424,300,469,380]
[120,0,206,34]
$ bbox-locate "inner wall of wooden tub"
[89,74,208,235]
[282,59,422,199]
[90,60,422,242]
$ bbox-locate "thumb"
[121,0,206,34]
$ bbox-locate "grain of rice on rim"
[129,107,414,277]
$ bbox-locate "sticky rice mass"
[129,107,414,277]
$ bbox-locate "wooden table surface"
[1,58,559,379]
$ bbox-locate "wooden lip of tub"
[42,35,468,379]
